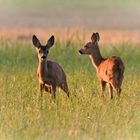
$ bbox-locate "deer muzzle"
[41,56,46,59]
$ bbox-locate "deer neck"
[38,60,48,82]
[89,47,103,70]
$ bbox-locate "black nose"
[41,56,46,59]
[79,50,83,54]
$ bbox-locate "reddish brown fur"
[32,35,70,98]
[79,32,124,99]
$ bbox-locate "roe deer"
[32,35,70,98]
[79,32,124,99]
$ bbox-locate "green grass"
[0,39,140,140]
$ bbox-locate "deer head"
[32,35,55,62]
[79,32,100,55]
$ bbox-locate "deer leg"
[115,88,121,98]
[44,86,49,92]
[44,84,52,94]
[111,81,120,98]
[108,83,113,99]
[99,80,106,97]
[44,86,51,94]
[51,83,56,99]
[118,74,124,96]
[61,83,70,97]
[39,83,44,97]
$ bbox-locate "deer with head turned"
[32,35,70,98]
[79,32,124,99]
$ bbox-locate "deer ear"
[91,32,100,43]
[96,32,100,41]
[32,35,41,48]
[47,35,55,48]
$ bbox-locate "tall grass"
[0,39,140,140]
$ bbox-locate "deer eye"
[38,50,41,53]
[46,50,49,53]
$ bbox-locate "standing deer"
[32,35,70,98]
[79,32,124,99]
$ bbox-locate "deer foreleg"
[39,83,44,97]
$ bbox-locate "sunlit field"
[0,38,140,140]
[0,0,140,140]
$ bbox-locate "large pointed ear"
[32,35,41,48]
[96,32,100,41]
[47,35,55,48]
[91,32,100,43]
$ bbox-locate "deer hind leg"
[110,80,121,98]
[99,80,106,97]
[51,84,56,99]
[113,69,124,97]
[60,83,70,97]
[108,83,113,99]
[117,78,123,97]
[118,72,124,96]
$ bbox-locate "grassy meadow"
[0,38,140,140]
